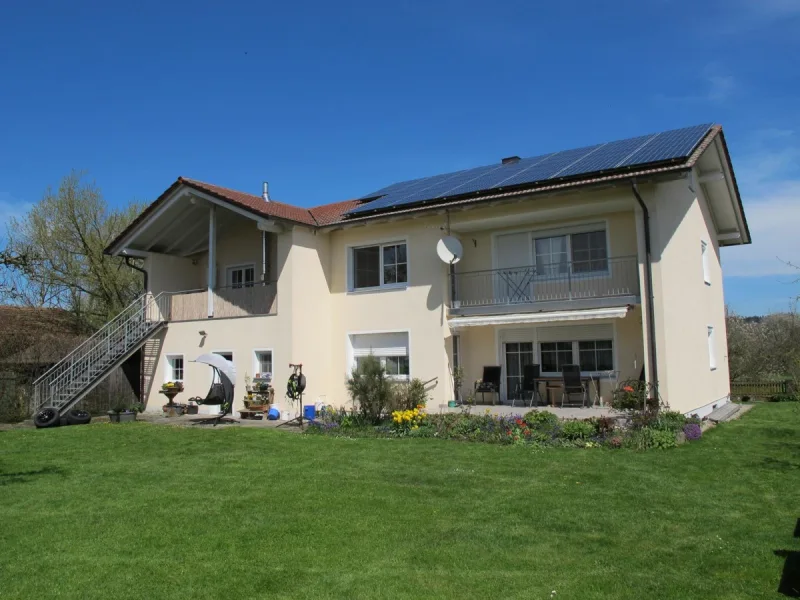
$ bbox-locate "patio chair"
[560,364,588,408]
[518,363,544,407]
[475,366,502,405]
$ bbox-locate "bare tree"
[2,172,145,329]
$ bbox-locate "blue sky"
[1,0,799,314]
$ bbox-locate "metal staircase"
[32,293,170,417]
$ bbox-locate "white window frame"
[538,339,614,377]
[701,240,711,285]
[252,348,274,378]
[493,221,611,280]
[347,239,409,292]
[211,350,234,384]
[346,329,411,381]
[165,354,185,383]
[226,263,256,289]
[707,326,716,370]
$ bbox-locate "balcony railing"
[160,281,278,321]
[450,256,639,309]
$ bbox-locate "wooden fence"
[0,368,138,423]
[729,380,794,400]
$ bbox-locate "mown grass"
[1,403,798,599]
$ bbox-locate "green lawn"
[1,404,798,599]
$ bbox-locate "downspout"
[630,181,659,401]
[124,256,148,293]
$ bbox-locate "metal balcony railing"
[450,255,640,309]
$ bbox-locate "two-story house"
[32,123,750,419]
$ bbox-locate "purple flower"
[683,423,702,441]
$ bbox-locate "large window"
[351,242,407,290]
[533,229,608,276]
[350,331,410,380]
[577,340,613,372]
[540,339,613,374]
[356,355,410,378]
[540,341,574,373]
[166,355,184,382]
[571,231,608,273]
[228,265,255,288]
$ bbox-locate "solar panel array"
[346,123,712,216]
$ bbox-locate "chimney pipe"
[262,182,270,202]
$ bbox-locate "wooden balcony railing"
[162,281,277,321]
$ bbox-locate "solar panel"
[347,124,713,216]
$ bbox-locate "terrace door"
[504,342,535,404]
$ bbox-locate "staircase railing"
[32,293,171,414]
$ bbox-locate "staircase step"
[707,402,741,423]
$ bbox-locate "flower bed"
[307,406,703,450]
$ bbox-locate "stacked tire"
[33,408,91,429]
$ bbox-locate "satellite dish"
[437,236,463,264]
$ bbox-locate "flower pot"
[107,411,120,423]
[187,405,198,415]
[118,411,137,423]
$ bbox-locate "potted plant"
[108,403,138,423]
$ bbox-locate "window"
[351,242,407,290]
[166,355,184,382]
[534,236,569,277]
[532,229,608,277]
[254,350,273,377]
[707,326,716,370]
[228,265,255,288]
[355,355,410,378]
[540,340,614,374]
[701,241,711,285]
[212,351,233,383]
[578,340,614,372]
[452,335,461,370]
[350,332,410,380]
[571,231,608,273]
[540,341,574,373]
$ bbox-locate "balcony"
[160,281,278,322]
[450,256,639,314]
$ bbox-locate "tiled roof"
[180,178,318,225]
[309,199,363,226]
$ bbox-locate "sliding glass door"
[504,342,534,403]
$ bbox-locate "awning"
[448,306,631,330]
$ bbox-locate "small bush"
[623,428,654,450]
[611,380,659,411]
[346,354,394,424]
[653,411,687,433]
[523,410,559,429]
[769,392,799,402]
[593,415,617,434]
[650,428,678,449]
[393,378,429,411]
[683,423,702,441]
[559,420,597,440]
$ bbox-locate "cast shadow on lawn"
[0,465,65,487]
[773,518,800,597]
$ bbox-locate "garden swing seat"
[188,354,238,426]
